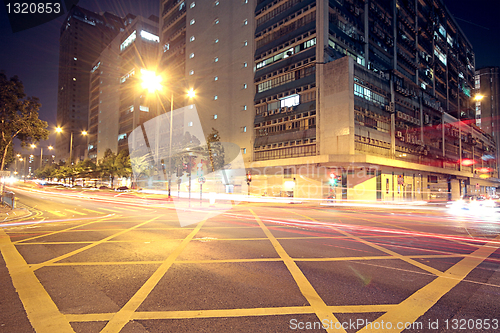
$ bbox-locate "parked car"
[115,186,129,192]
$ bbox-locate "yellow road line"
[30,215,162,271]
[65,304,398,323]
[290,210,444,277]
[250,209,344,333]
[0,229,74,333]
[64,209,87,216]
[32,254,467,266]
[13,215,116,244]
[358,235,500,332]
[48,210,66,217]
[101,216,209,333]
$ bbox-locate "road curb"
[0,208,33,224]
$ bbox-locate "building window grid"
[257,66,315,93]
[354,83,387,107]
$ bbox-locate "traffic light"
[329,173,337,186]
[246,172,252,185]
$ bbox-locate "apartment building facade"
[159,0,255,164]
[474,66,500,178]
[249,0,498,200]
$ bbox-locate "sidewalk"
[0,205,31,223]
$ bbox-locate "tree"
[206,127,225,172]
[0,72,49,171]
[99,149,131,188]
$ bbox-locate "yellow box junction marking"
[0,229,75,333]
[30,215,163,271]
[101,214,211,333]
[250,209,345,333]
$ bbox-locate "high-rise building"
[88,14,160,161]
[56,6,124,163]
[88,33,123,162]
[117,15,160,153]
[158,0,498,200]
[475,66,500,178]
[249,0,498,200]
[159,0,255,164]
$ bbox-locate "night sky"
[0,0,499,151]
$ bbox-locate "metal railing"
[1,191,15,209]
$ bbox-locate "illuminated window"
[213,114,218,119]
[188,121,193,126]
[214,0,219,5]
[243,40,247,46]
[189,70,194,75]
[139,105,149,112]
[190,36,195,42]
[214,38,219,43]
[214,18,219,25]
[140,30,159,43]
[190,19,195,25]
[280,94,300,107]
[243,83,247,89]
[120,30,136,51]
[214,95,218,100]
[189,53,195,58]
[214,57,219,62]
[243,62,247,67]
[190,2,195,8]
[214,76,218,81]
[243,19,248,25]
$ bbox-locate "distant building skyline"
[55,6,124,162]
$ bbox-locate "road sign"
[0,171,11,178]
[198,177,206,184]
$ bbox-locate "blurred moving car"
[449,194,500,217]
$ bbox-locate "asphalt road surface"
[1,184,499,333]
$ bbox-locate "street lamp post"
[31,144,53,170]
[141,69,196,199]
[56,127,87,164]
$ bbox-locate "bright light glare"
[82,131,88,136]
[30,144,36,148]
[474,94,484,101]
[141,69,162,93]
[55,127,62,133]
[187,88,195,98]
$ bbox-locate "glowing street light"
[31,143,54,169]
[55,127,87,163]
[474,94,484,102]
[141,69,162,93]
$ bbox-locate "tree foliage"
[206,127,225,172]
[33,150,133,188]
[0,72,49,170]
